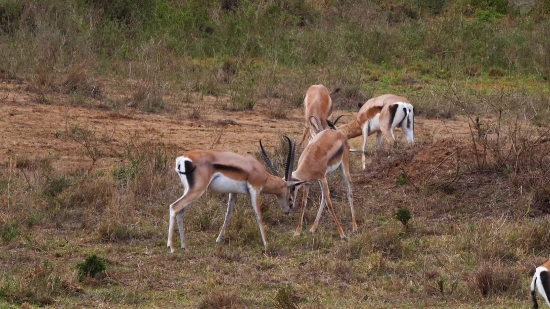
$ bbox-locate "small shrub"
[395,172,407,186]
[76,254,106,282]
[395,207,412,226]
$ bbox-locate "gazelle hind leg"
[294,184,311,236]
[341,162,356,232]
[310,180,325,233]
[216,193,237,243]
[361,127,368,170]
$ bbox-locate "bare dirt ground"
[0,79,473,176]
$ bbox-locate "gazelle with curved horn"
[299,84,341,146]
[167,136,304,253]
[337,94,414,169]
[291,129,356,237]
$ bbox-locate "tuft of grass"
[273,286,298,309]
[197,290,241,309]
[76,254,106,282]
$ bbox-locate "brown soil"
[1,79,474,176]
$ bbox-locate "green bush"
[76,254,106,282]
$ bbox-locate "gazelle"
[299,84,341,146]
[337,94,414,169]
[167,137,304,253]
[291,129,356,237]
[531,259,550,308]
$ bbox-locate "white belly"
[326,162,341,174]
[209,173,249,194]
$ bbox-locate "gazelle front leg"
[294,183,311,237]
[248,185,268,249]
[216,193,237,243]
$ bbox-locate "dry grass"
[0,85,548,307]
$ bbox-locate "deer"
[167,136,305,253]
[337,94,414,169]
[299,84,341,146]
[291,128,356,238]
[532,259,550,308]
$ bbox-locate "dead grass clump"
[0,260,68,306]
[98,221,133,242]
[198,290,241,309]
[467,263,522,298]
[61,177,112,210]
[127,81,166,113]
[369,223,404,259]
[63,64,103,100]
[273,286,299,309]
[519,220,550,255]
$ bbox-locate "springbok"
[299,84,341,146]
[167,137,305,253]
[532,259,550,308]
[337,94,414,169]
[291,129,356,237]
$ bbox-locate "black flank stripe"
[541,270,550,302]
[184,160,196,189]
[213,164,244,174]
[389,104,399,129]
[329,144,344,163]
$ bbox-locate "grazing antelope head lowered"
[291,128,356,238]
[337,94,414,169]
[299,84,341,146]
[167,136,305,253]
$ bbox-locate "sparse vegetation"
[1,0,550,308]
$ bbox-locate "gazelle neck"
[338,119,362,139]
[261,174,286,196]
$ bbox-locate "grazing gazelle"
[337,94,414,169]
[531,259,550,308]
[299,84,341,146]
[167,137,304,253]
[291,129,356,237]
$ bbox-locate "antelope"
[531,259,550,308]
[299,84,341,146]
[291,128,356,237]
[337,94,414,169]
[167,137,305,253]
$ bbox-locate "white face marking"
[208,172,249,194]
